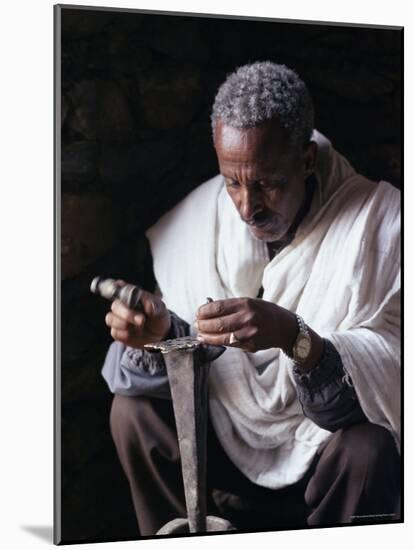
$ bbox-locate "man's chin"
[247,224,287,243]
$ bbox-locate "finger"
[198,324,257,347]
[105,312,131,330]
[197,298,246,320]
[139,290,164,317]
[195,312,243,335]
[132,312,146,329]
[111,299,139,325]
[110,327,130,342]
[196,331,244,347]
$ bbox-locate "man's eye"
[225,179,240,188]
[258,180,286,190]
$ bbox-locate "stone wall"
[58,6,402,543]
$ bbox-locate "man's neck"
[267,174,317,261]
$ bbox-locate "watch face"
[296,336,311,359]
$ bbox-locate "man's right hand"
[105,287,171,349]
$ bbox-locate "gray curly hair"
[211,61,314,154]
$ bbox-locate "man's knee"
[312,421,401,498]
[335,422,399,473]
[110,394,154,447]
[110,394,179,460]
[305,422,401,521]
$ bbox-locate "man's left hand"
[195,297,297,353]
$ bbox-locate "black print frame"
[54,3,403,545]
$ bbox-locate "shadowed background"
[57,5,402,543]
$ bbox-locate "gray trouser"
[109,394,401,536]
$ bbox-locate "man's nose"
[240,187,262,221]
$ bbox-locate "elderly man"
[102,61,401,535]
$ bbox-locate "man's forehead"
[214,119,292,166]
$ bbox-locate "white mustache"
[242,214,276,227]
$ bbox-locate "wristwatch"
[291,314,312,364]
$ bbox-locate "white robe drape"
[146,130,400,489]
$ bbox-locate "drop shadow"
[20,525,54,543]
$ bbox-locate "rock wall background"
[58,6,402,543]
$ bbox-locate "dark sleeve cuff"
[121,310,191,377]
[164,309,191,339]
[101,341,171,398]
[292,338,348,391]
[292,338,368,432]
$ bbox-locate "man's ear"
[302,141,318,178]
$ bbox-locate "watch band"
[292,314,312,364]
[295,314,309,338]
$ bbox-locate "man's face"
[214,119,315,243]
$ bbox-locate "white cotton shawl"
[146,130,401,489]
